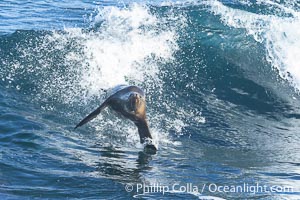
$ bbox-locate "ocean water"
[1,0,300,199]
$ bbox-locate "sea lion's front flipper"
[135,120,152,142]
[135,119,157,152]
[74,99,110,129]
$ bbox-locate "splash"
[2,4,180,106]
[77,4,179,99]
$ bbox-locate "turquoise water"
[1,0,300,199]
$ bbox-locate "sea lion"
[75,85,157,152]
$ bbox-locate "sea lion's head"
[128,92,145,114]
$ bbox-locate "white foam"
[68,4,179,101]
[207,0,300,91]
[16,4,181,107]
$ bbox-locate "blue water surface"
[1,0,300,199]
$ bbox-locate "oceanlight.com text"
[124,182,294,195]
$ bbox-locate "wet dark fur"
[75,86,156,151]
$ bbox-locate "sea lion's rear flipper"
[74,99,110,129]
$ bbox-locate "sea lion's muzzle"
[129,92,142,112]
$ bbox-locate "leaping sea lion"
[75,85,157,152]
